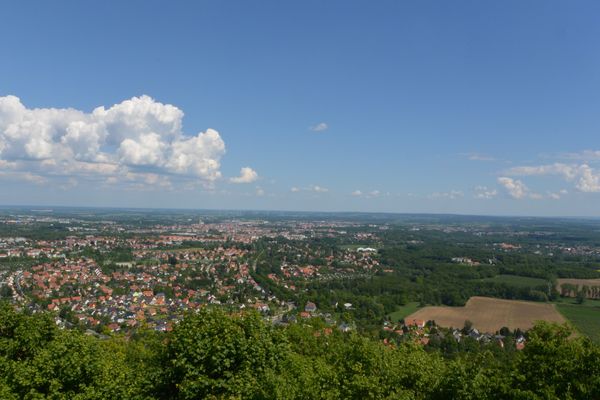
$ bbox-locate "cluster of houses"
[1,215,393,335]
[274,301,354,333]
[274,248,379,288]
[11,246,283,332]
[383,318,527,350]
[8,235,377,334]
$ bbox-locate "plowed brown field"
[405,296,566,332]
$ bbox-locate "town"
[2,208,599,352]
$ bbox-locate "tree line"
[0,303,599,399]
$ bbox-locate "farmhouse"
[405,319,425,329]
[305,301,317,313]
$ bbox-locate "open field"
[481,274,549,288]
[388,302,421,322]
[553,297,600,307]
[554,301,600,343]
[405,296,566,332]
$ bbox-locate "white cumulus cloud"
[498,177,531,199]
[0,95,230,188]
[505,162,600,193]
[577,165,600,192]
[229,167,259,184]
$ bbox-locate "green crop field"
[389,302,421,322]
[554,297,600,307]
[481,274,549,288]
[556,303,600,343]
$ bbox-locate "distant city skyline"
[1,1,600,216]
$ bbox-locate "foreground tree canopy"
[0,304,599,400]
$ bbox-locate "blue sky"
[1,1,600,215]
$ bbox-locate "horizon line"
[0,204,599,221]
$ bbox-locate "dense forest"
[1,304,598,399]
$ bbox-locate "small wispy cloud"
[428,190,464,200]
[60,178,79,191]
[505,163,578,179]
[291,185,329,193]
[474,186,497,200]
[559,149,600,162]
[351,189,383,198]
[309,185,328,192]
[548,189,568,200]
[309,122,328,132]
[462,152,496,161]
[0,171,48,185]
